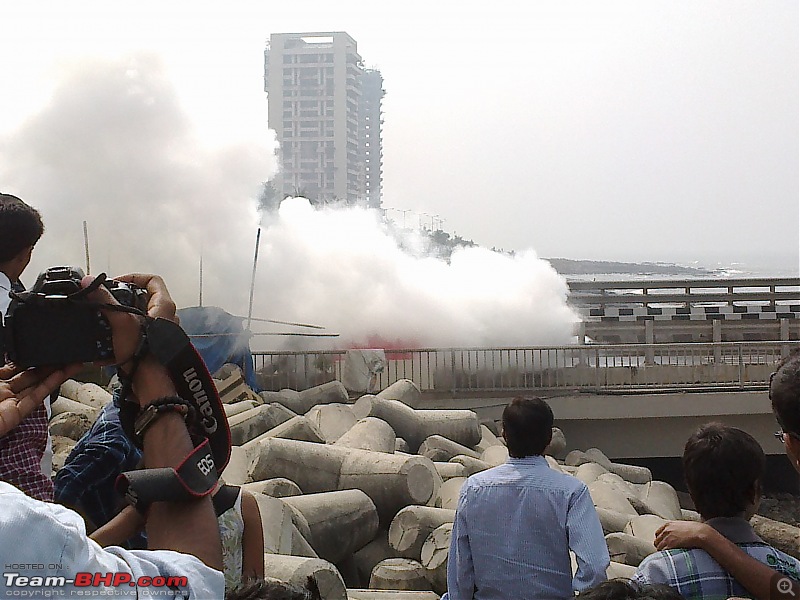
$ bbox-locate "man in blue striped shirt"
[442,396,609,600]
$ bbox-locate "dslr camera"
[2,266,149,367]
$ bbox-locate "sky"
[0,0,797,276]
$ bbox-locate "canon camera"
[2,266,149,367]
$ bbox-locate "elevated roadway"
[569,277,800,343]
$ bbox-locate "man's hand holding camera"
[0,272,175,437]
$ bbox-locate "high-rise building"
[264,32,385,207]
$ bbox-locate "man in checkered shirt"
[632,423,800,600]
[0,193,50,500]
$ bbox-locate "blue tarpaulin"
[177,306,260,392]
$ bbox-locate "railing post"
[450,350,457,397]
[713,320,722,364]
[595,348,602,392]
[781,319,790,359]
[737,344,744,389]
[645,321,655,366]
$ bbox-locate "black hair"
[577,580,684,600]
[770,349,800,436]
[0,193,44,263]
[682,422,765,520]
[501,396,553,458]
[226,577,321,600]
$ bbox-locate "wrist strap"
[115,440,218,512]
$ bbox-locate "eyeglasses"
[774,429,800,442]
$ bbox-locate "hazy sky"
[0,1,797,273]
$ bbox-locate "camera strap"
[115,317,231,474]
[115,439,218,511]
[144,317,231,473]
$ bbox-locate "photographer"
[0,273,224,598]
[0,192,52,500]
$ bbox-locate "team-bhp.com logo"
[3,571,188,595]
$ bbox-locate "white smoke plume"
[256,198,578,349]
[0,54,269,314]
[0,54,579,351]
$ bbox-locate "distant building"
[264,32,385,207]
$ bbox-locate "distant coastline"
[545,257,798,279]
[545,258,713,276]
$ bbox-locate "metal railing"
[568,277,800,309]
[252,341,798,394]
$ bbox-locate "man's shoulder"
[464,460,587,493]
[743,543,800,580]
[635,547,700,584]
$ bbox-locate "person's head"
[770,350,800,471]
[682,422,765,520]
[577,580,684,600]
[0,193,44,280]
[225,577,321,600]
[501,396,553,458]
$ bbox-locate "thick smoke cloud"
[0,55,269,313]
[0,54,579,351]
[256,198,578,349]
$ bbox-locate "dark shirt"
[53,394,142,533]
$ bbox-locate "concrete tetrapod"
[566,448,652,484]
[587,480,638,517]
[434,477,466,510]
[420,522,452,594]
[573,462,610,486]
[370,559,432,592]
[606,561,638,580]
[49,412,92,441]
[595,507,634,534]
[353,395,481,452]
[388,506,456,560]
[306,403,358,443]
[228,403,297,446]
[433,462,465,481]
[262,554,347,600]
[252,493,316,557]
[67,382,111,410]
[544,427,567,460]
[50,397,100,421]
[260,381,350,415]
[605,532,657,567]
[50,435,76,473]
[480,445,509,467]
[448,455,491,476]
[638,481,683,520]
[283,490,380,565]
[242,478,303,498]
[249,438,441,524]
[352,532,398,588]
[473,424,504,454]
[242,415,324,450]
[222,400,259,417]
[418,435,480,462]
[624,514,667,545]
[334,418,396,454]
[376,379,422,409]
